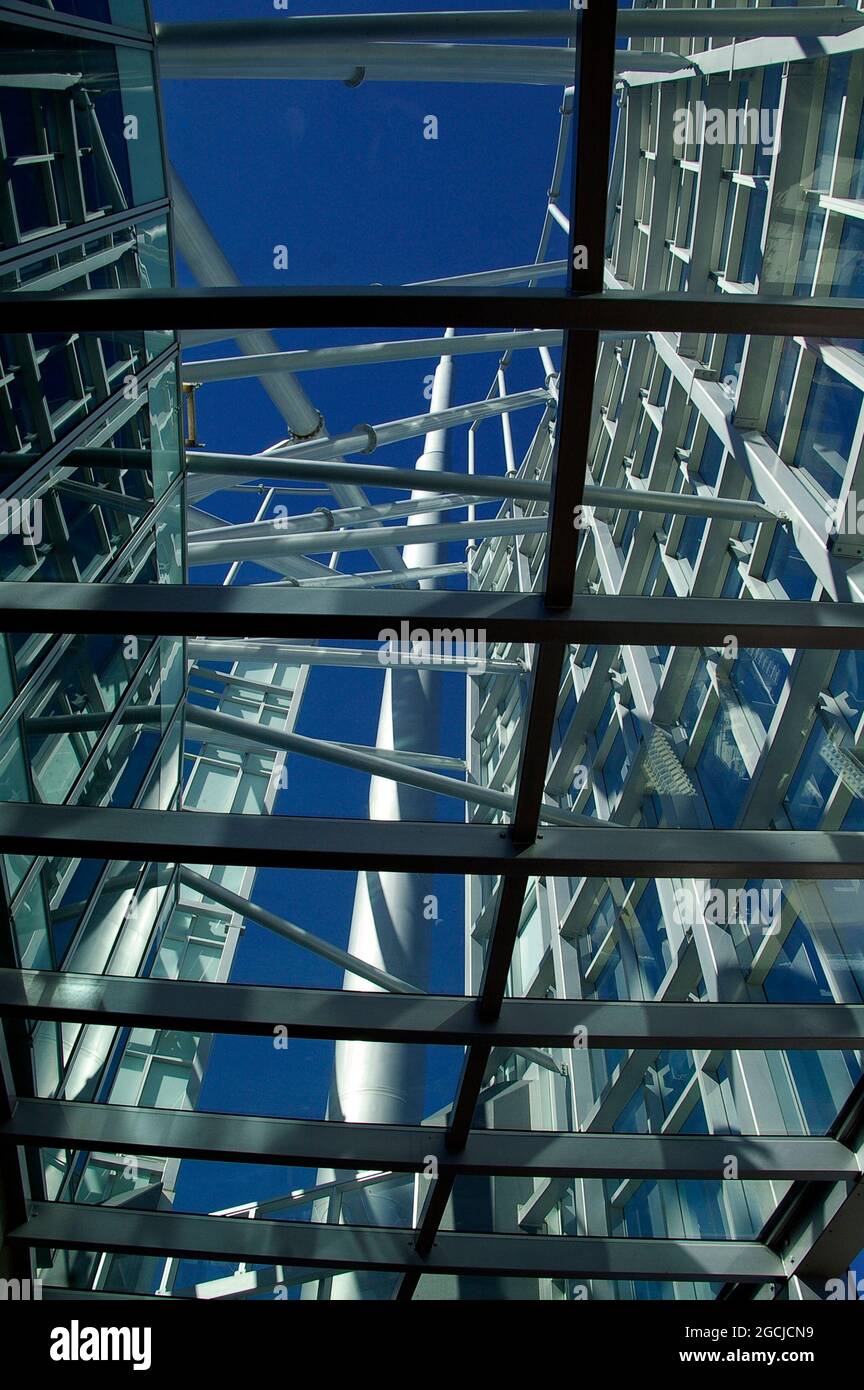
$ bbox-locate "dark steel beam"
[543,0,614,604]
[3,805,864,877]
[3,968,864,1049]
[154,10,864,45]
[187,453,552,502]
[6,1098,849,1180]
[420,10,615,1293]
[476,879,531,1022]
[4,584,864,648]
[154,12,596,45]
[446,1045,495,1150]
[1,289,862,337]
[6,1200,785,1281]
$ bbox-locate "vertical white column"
[326,336,455,1298]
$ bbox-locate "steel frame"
[2,0,864,1304]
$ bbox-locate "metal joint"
[353,423,378,455]
[289,411,326,443]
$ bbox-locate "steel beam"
[155,32,582,85]
[6,1201,785,1282]
[185,452,552,501]
[407,261,567,288]
[153,11,864,47]
[3,969,864,1050]
[585,485,775,524]
[280,561,467,590]
[187,513,549,564]
[3,289,863,337]
[2,1098,853,1181]
[187,641,523,676]
[2,805,864,878]
[621,7,864,39]
[181,329,565,383]
[185,704,593,827]
[5,585,864,648]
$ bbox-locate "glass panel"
[542,643,864,831]
[584,331,864,593]
[0,331,173,482]
[0,633,184,809]
[0,357,182,584]
[21,0,149,31]
[0,215,171,295]
[0,22,165,259]
[609,16,864,299]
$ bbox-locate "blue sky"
[152,0,576,1233]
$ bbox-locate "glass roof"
[0,0,864,1314]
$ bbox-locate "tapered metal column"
[335,335,454,1118]
[326,336,454,1298]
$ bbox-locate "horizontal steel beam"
[4,584,864,649]
[187,640,523,675]
[636,32,864,88]
[187,513,549,563]
[186,459,770,522]
[2,289,862,338]
[4,805,864,879]
[154,39,686,86]
[1,1098,855,1181]
[408,260,567,288]
[280,561,468,591]
[2,969,864,1049]
[247,386,553,459]
[155,32,581,84]
[185,451,552,501]
[622,6,864,39]
[154,11,864,46]
[585,484,774,524]
[7,1200,785,1281]
[181,329,565,382]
